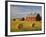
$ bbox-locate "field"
[10,19,42,32]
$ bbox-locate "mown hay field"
[10,19,42,32]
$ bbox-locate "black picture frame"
[5,1,45,36]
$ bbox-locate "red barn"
[25,16,36,22]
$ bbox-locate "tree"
[13,18,16,21]
[21,17,25,21]
[36,13,41,21]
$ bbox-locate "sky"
[10,5,42,18]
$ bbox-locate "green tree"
[36,13,41,21]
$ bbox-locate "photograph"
[5,1,45,36]
[10,5,42,32]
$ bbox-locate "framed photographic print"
[5,1,45,36]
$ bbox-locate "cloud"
[10,5,42,18]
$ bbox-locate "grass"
[10,19,42,32]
